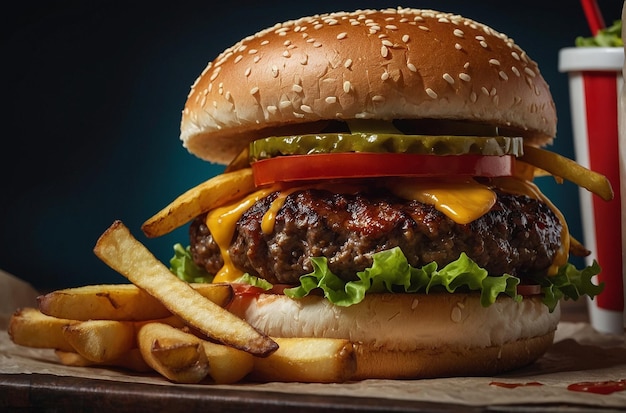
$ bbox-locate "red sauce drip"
[489,381,544,389]
[567,379,626,395]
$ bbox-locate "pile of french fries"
[8,221,356,384]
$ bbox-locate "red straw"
[580,0,606,35]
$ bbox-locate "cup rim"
[558,47,624,72]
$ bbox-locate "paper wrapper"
[1,271,625,409]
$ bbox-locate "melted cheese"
[261,188,298,234]
[206,187,274,282]
[389,178,497,225]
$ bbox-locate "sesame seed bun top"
[180,7,557,164]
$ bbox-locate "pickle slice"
[249,133,524,161]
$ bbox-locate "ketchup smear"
[567,379,626,395]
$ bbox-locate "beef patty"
[190,188,562,284]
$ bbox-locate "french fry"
[201,340,254,384]
[520,145,614,201]
[141,168,255,238]
[137,322,209,384]
[8,307,76,351]
[62,319,136,363]
[38,283,233,321]
[138,322,254,384]
[55,348,152,372]
[93,221,278,357]
[252,337,356,383]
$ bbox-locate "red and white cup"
[559,45,624,335]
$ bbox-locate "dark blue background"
[2,0,624,291]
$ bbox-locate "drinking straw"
[580,0,606,35]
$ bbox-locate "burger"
[143,7,611,380]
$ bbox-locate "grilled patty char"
[190,189,562,284]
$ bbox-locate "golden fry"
[200,340,254,384]
[55,348,152,372]
[8,307,76,351]
[62,319,135,363]
[252,337,356,383]
[38,283,233,321]
[137,322,209,384]
[141,168,255,237]
[520,145,614,201]
[93,221,278,357]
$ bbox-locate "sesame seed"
[225,91,231,100]
[499,71,508,80]
[479,41,488,48]
[279,100,291,108]
[489,59,500,66]
[261,40,270,45]
[459,73,471,82]
[234,55,243,64]
[209,71,219,82]
[271,66,279,77]
[524,67,536,78]
[344,59,353,69]
[300,54,308,65]
[425,88,438,99]
[453,29,464,38]
[300,104,313,113]
[381,45,389,57]
[455,43,462,50]
[244,67,251,77]
[418,25,430,31]
[443,73,455,84]
[464,62,470,69]
[282,50,291,58]
[248,49,258,54]
[267,105,278,114]
[313,41,322,48]
[253,56,261,63]
[343,81,352,93]
[283,40,291,46]
[292,84,303,93]
[511,66,521,77]
[402,34,410,43]
[382,39,393,47]
[250,86,259,95]
[481,87,489,96]
[372,95,385,102]
[325,96,337,104]
[385,24,398,30]
[293,112,305,119]
[337,32,348,40]
[407,62,417,72]
[381,71,389,81]
[470,92,477,102]
[511,51,521,61]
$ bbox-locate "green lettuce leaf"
[169,243,213,283]
[170,244,603,312]
[284,248,523,308]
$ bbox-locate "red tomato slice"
[231,283,266,297]
[516,284,542,296]
[251,153,514,186]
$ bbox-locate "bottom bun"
[228,292,560,380]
